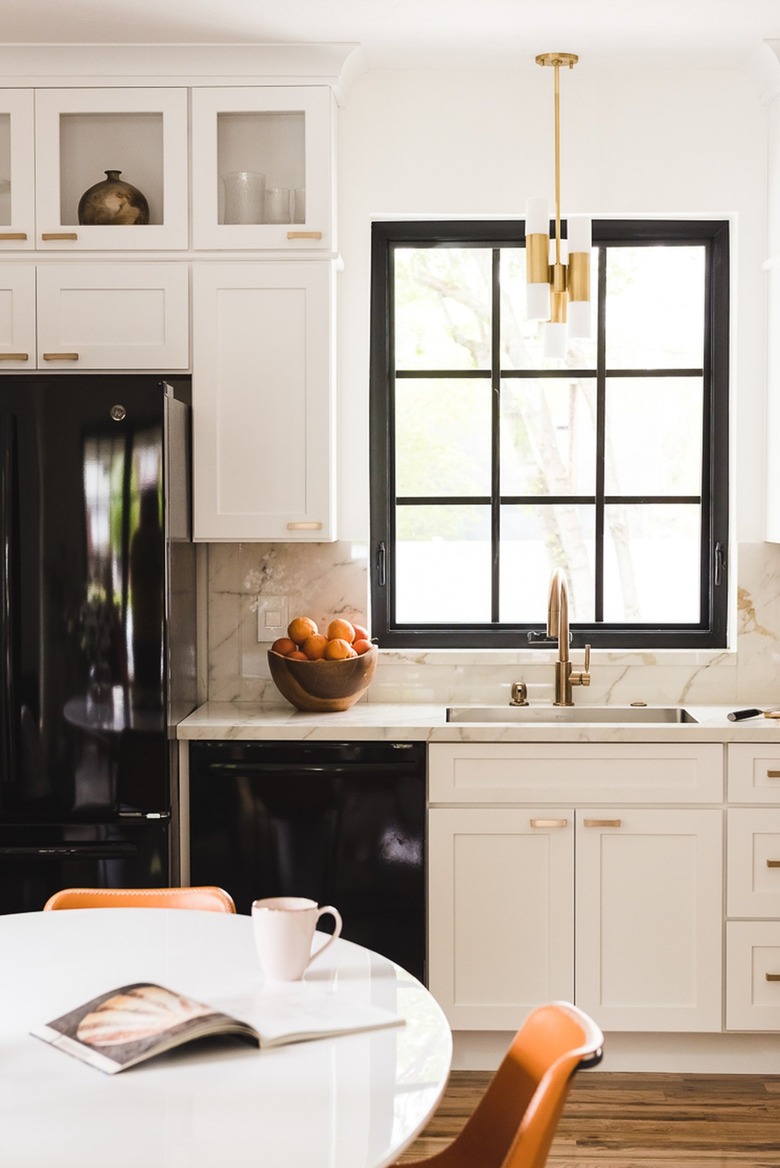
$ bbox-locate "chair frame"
[43,886,236,913]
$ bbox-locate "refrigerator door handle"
[118,810,171,820]
[0,413,16,786]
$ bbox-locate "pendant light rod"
[535,52,578,264]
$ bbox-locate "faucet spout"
[546,568,591,706]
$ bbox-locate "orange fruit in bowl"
[327,618,355,644]
[302,633,329,660]
[287,615,318,646]
[353,638,373,655]
[323,637,354,660]
[287,649,309,661]
[271,637,297,656]
[353,623,369,642]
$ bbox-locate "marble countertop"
[177,701,780,743]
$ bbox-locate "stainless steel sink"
[446,705,698,724]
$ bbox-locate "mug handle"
[307,905,343,968]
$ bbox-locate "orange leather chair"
[43,886,236,913]
[397,1001,603,1168]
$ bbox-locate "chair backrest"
[428,1002,603,1168]
[43,886,236,913]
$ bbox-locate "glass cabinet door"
[191,87,335,251]
[0,91,35,250]
[33,88,188,250]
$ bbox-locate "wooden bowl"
[267,645,378,712]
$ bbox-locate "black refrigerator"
[0,375,198,914]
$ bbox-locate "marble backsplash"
[205,540,780,708]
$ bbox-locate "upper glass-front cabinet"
[33,88,189,250]
[0,91,36,249]
[191,87,336,251]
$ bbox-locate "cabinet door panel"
[428,808,573,1029]
[575,808,723,1031]
[727,808,780,918]
[0,264,35,366]
[726,921,780,1030]
[36,264,189,369]
[0,91,35,249]
[192,262,335,541]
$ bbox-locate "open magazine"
[31,982,404,1074]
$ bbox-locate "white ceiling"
[3,0,780,72]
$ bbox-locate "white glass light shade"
[542,321,567,360]
[525,197,549,235]
[567,299,592,339]
[566,215,592,253]
[526,282,550,320]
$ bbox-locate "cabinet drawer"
[726,921,780,1030]
[428,743,723,805]
[727,744,780,803]
[727,808,780,918]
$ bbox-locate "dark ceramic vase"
[78,170,149,225]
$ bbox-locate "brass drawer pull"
[287,231,323,240]
[42,352,79,361]
[287,521,322,531]
[766,973,780,982]
[767,860,780,868]
[767,770,780,778]
[0,353,29,361]
[583,818,622,828]
[41,232,78,241]
[0,232,28,240]
[530,818,568,829]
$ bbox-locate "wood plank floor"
[398,1072,780,1167]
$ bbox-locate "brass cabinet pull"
[0,232,28,240]
[286,231,323,240]
[767,770,780,778]
[583,818,622,828]
[287,521,322,531]
[766,973,780,982]
[767,860,780,868]
[42,352,79,361]
[0,353,29,361]
[530,818,568,829]
[41,232,78,241]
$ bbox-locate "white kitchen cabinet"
[191,87,336,252]
[0,263,189,370]
[427,742,724,1033]
[575,808,723,1031]
[0,90,35,250]
[726,745,780,1029]
[428,808,574,1029]
[192,261,336,542]
[33,88,189,251]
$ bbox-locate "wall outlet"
[256,595,289,642]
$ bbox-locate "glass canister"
[222,171,266,225]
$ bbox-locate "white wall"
[337,66,767,541]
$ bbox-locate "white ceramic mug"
[252,896,342,981]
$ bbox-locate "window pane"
[394,248,492,370]
[500,248,597,371]
[604,377,703,495]
[603,505,701,622]
[396,378,492,496]
[605,247,705,369]
[395,505,491,622]
[499,504,595,623]
[501,377,597,496]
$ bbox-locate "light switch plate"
[256,595,289,642]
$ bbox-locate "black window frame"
[369,218,729,651]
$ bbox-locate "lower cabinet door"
[726,921,780,1030]
[575,808,723,1031]
[428,807,574,1030]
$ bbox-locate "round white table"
[1,909,452,1168]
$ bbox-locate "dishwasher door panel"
[188,741,426,982]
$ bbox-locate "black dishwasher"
[188,740,426,982]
